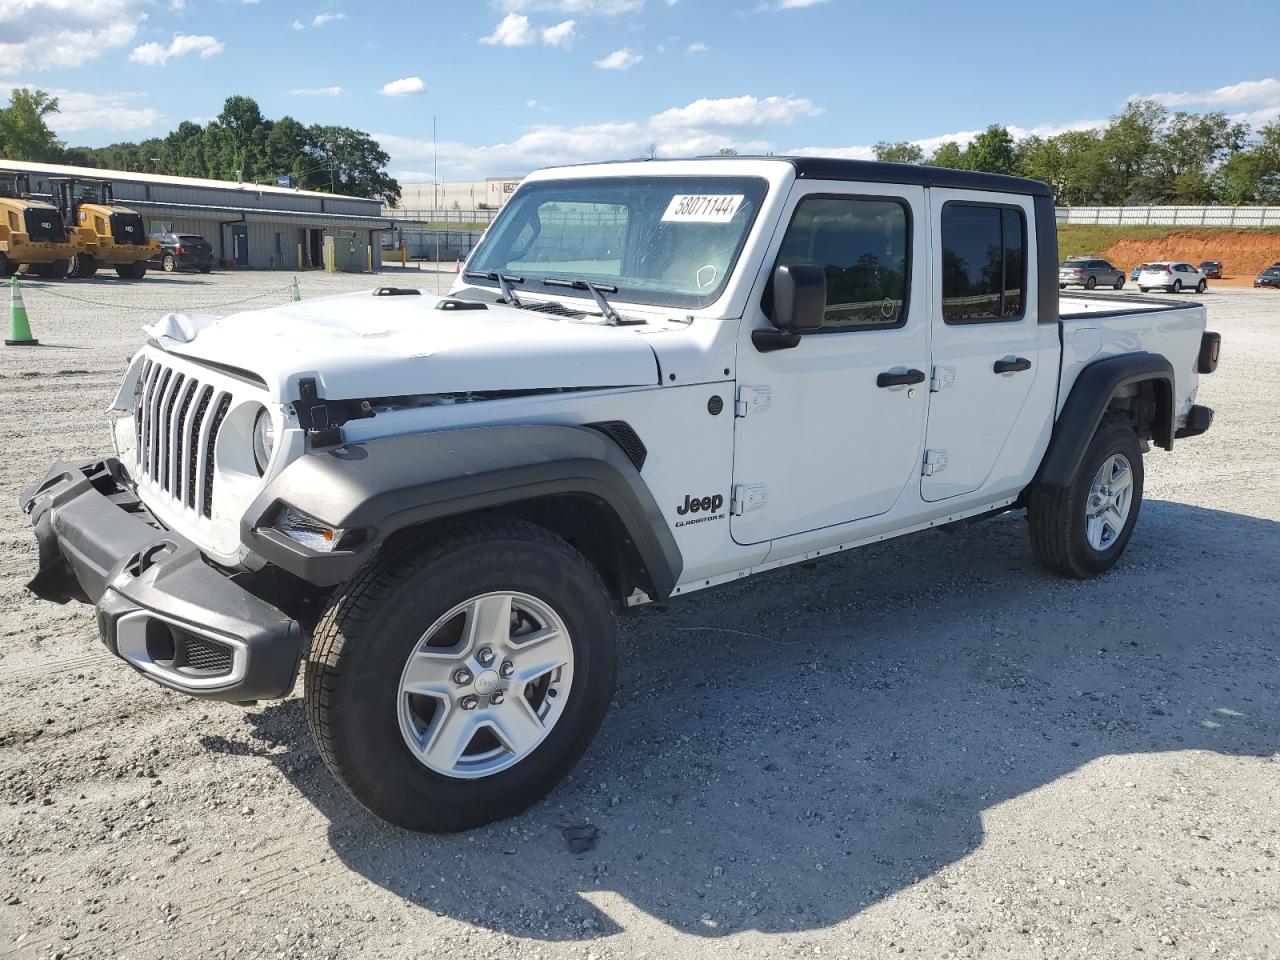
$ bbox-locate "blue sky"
[4,0,1280,183]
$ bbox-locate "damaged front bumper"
[19,459,303,702]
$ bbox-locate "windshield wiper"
[542,278,644,326]
[464,270,525,307]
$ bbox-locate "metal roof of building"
[0,157,376,203]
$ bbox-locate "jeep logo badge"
[676,493,724,516]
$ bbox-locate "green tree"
[873,141,923,164]
[965,124,1018,175]
[926,140,968,169]
[0,88,65,161]
[1102,99,1165,202]
[305,125,400,204]
[1215,122,1280,203]
[1144,111,1248,203]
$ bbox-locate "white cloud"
[312,12,347,26]
[653,94,821,128]
[290,85,344,96]
[380,75,426,96]
[377,92,822,179]
[500,0,642,14]
[130,33,225,66]
[594,47,642,70]
[1138,77,1280,110]
[291,19,305,29]
[777,0,827,7]
[0,0,147,75]
[541,18,576,46]
[482,12,537,45]
[0,81,163,133]
[686,41,707,54]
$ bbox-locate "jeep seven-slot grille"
[134,359,230,518]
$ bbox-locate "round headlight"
[252,408,275,475]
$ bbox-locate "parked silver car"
[1059,256,1125,290]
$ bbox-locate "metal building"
[1,159,394,271]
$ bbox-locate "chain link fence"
[1056,206,1280,227]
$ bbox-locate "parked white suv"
[1138,261,1207,294]
[21,157,1220,832]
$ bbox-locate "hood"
[144,289,662,399]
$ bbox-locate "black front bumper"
[20,459,303,702]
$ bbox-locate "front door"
[731,182,930,545]
[920,191,1051,502]
[231,224,249,266]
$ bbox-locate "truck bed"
[1056,292,1207,424]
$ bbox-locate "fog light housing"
[273,505,349,552]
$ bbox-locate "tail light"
[1164,265,1172,274]
[175,245,184,255]
[1198,331,1221,374]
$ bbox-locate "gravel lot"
[1,272,1277,960]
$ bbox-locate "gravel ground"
[1,272,1277,960]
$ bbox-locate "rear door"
[920,191,1057,502]
[731,182,929,544]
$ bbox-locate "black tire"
[1138,286,1148,293]
[0,253,15,277]
[306,518,618,832]
[1085,276,1097,290]
[1196,279,1207,293]
[1172,279,1182,293]
[162,254,177,272]
[115,261,146,280]
[1027,420,1144,579]
[198,266,212,274]
[1058,283,1067,290]
[68,253,97,279]
[1113,276,1124,289]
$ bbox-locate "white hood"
[144,289,662,399]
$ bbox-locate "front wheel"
[1113,277,1125,289]
[305,519,617,832]
[1028,420,1144,579]
[1196,279,1207,293]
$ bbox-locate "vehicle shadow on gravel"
[203,500,1279,941]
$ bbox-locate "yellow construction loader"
[51,176,159,279]
[0,170,81,279]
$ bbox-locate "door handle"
[876,368,926,388]
[993,357,1032,374]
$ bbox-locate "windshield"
[465,175,769,309]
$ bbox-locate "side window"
[773,195,910,330]
[941,203,1026,324]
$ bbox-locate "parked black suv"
[149,232,213,273]
[1199,260,1223,279]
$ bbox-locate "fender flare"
[1036,351,1175,487]
[242,424,683,599]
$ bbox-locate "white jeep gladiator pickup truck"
[21,157,1220,832]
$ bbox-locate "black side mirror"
[755,263,826,352]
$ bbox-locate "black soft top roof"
[780,157,1052,198]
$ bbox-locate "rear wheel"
[1172,279,1183,293]
[1028,420,1144,579]
[115,261,146,280]
[162,254,177,273]
[198,266,212,274]
[305,519,618,832]
[68,253,97,279]
[1085,276,1097,290]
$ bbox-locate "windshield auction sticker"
[661,194,745,223]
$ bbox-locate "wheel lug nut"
[453,668,472,685]
[477,647,495,666]
[500,660,514,678]
[460,695,478,711]
[490,691,505,705]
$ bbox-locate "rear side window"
[941,203,1026,323]
[774,195,910,330]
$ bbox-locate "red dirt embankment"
[1103,231,1280,287]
